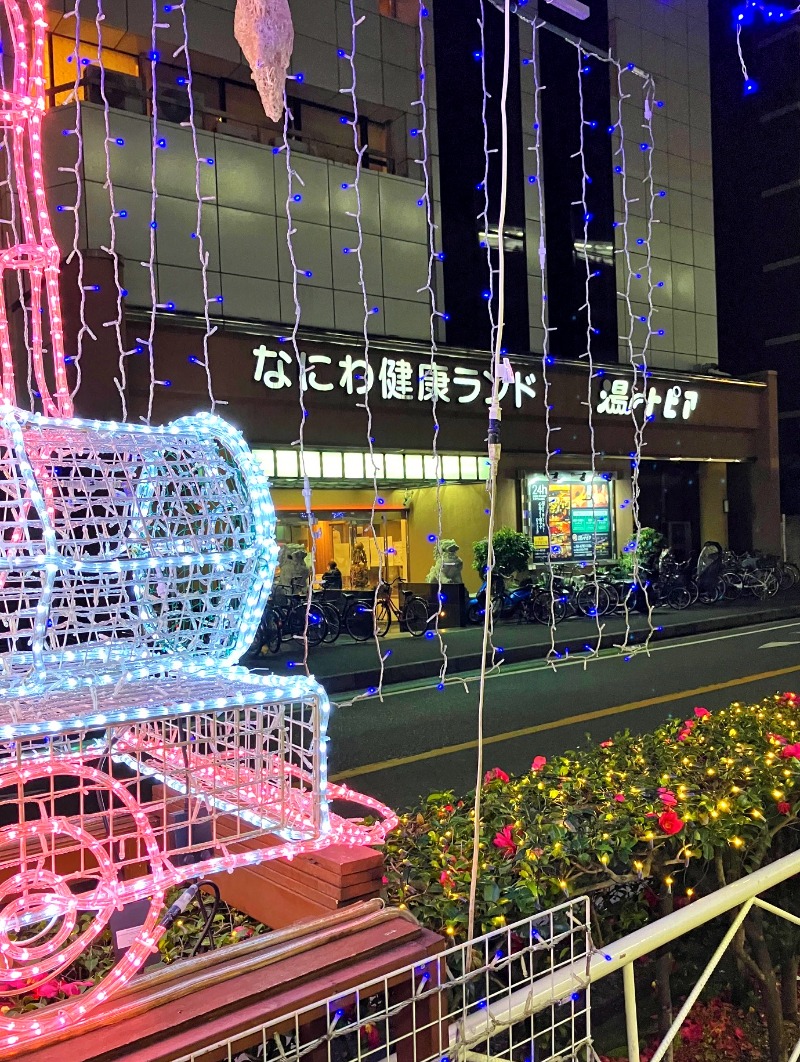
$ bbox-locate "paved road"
[324,618,800,810]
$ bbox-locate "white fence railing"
[171,849,800,1062]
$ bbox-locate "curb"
[316,604,800,694]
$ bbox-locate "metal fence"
[171,898,594,1062]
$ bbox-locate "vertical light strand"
[175,0,218,411]
[143,0,162,423]
[342,2,390,695]
[528,20,559,663]
[97,0,134,420]
[476,0,502,676]
[467,0,511,951]
[65,1,93,402]
[416,1,449,690]
[613,59,645,651]
[477,0,497,356]
[635,73,660,652]
[574,44,604,657]
[279,98,313,676]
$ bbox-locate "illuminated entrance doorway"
[275,508,409,588]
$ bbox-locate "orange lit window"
[379,0,418,25]
[46,33,139,107]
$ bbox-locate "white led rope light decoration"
[97,0,135,417]
[467,0,511,952]
[280,87,319,676]
[341,3,390,695]
[415,1,450,691]
[527,20,559,663]
[174,0,218,412]
[64,1,94,402]
[478,0,497,359]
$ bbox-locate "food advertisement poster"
[528,474,614,562]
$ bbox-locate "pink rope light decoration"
[0,0,72,417]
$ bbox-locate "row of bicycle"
[244,580,434,656]
[469,548,800,625]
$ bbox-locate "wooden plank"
[25,918,444,1062]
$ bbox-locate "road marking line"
[329,661,800,781]
[331,619,800,703]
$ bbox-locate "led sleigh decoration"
[0,3,396,1051]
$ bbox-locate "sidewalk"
[250,594,800,693]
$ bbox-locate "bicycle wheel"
[345,600,374,642]
[532,592,566,625]
[404,596,429,637]
[697,581,722,606]
[375,599,392,637]
[667,585,692,610]
[288,603,327,647]
[722,572,742,601]
[320,602,342,644]
[686,580,700,605]
[576,583,611,618]
[600,582,620,612]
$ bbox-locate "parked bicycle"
[344,578,431,641]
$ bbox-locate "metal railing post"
[622,962,641,1062]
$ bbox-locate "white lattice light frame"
[0,409,397,1049]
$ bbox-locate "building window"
[46,33,139,108]
[379,0,419,25]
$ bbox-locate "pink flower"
[658,788,678,807]
[493,825,517,858]
[614,793,625,803]
[694,706,710,719]
[33,981,60,1000]
[531,756,547,773]
[781,743,800,760]
[658,810,685,836]
[768,733,787,745]
[59,980,92,997]
[778,801,792,815]
[484,767,510,785]
[599,740,613,748]
[439,870,455,887]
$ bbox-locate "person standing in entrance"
[321,561,343,591]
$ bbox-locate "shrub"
[472,528,532,578]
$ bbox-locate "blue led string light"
[416,0,450,690]
[280,85,317,677]
[175,0,218,411]
[342,1,390,696]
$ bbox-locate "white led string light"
[174,0,218,411]
[477,0,497,358]
[467,0,511,951]
[527,21,559,663]
[341,3,390,695]
[416,1,449,690]
[574,45,604,658]
[630,72,660,653]
[280,87,318,677]
[142,0,164,424]
[64,2,94,401]
[97,0,134,419]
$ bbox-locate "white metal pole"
[622,962,641,1062]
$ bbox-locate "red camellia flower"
[780,743,800,760]
[778,801,792,815]
[614,793,625,803]
[33,981,60,1000]
[493,825,517,858]
[599,740,613,748]
[658,809,685,836]
[439,869,455,887]
[531,755,547,773]
[658,788,678,807]
[484,767,510,785]
[694,706,710,719]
